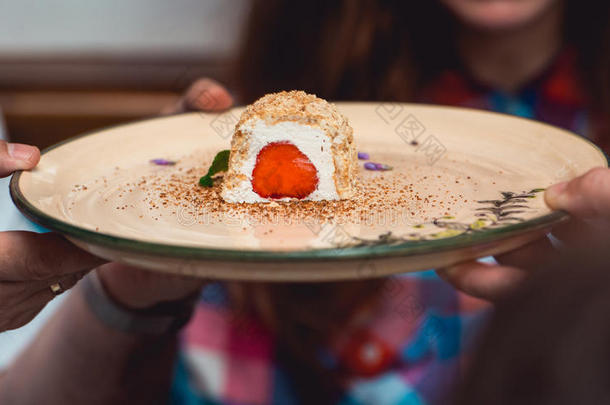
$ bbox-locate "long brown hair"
[237,0,610,144]
[237,1,455,102]
[229,0,610,402]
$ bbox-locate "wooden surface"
[0,56,235,148]
[1,90,180,148]
[0,56,234,91]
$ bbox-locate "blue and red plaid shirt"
[172,274,490,405]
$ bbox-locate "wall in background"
[0,0,251,147]
[0,0,249,59]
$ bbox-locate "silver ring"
[49,282,64,296]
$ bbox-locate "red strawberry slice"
[252,141,319,199]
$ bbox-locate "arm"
[0,263,204,405]
[0,79,231,403]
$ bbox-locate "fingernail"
[7,143,36,162]
[195,92,217,110]
[545,181,568,208]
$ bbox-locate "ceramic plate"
[10,103,607,281]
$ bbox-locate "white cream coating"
[220,119,341,203]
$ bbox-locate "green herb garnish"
[199,150,230,187]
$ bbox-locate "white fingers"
[545,167,610,220]
[0,232,105,281]
[0,141,40,177]
[0,271,89,332]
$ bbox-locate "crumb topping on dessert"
[237,90,347,135]
[222,90,358,202]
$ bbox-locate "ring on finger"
[49,282,64,296]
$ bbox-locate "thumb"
[545,167,610,220]
[0,141,40,177]
[162,78,234,114]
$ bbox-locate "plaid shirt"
[172,273,490,405]
[170,47,596,405]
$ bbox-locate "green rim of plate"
[9,105,608,262]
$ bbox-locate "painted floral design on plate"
[326,188,546,247]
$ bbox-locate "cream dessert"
[221,91,358,203]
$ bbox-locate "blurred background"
[0,0,249,148]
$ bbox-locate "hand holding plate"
[545,167,610,242]
[161,78,234,115]
[438,167,610,301]
[0,141,106,331]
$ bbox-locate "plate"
[10,103,607,281]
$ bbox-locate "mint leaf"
[199,176,214,187]
[208,150,230,175]
[199,149,230,187]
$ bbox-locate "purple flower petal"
[357,152,370,160]
[150,158,176,166]
[364,162,378,170]
[364,162,393,171]
[374,163,393,171]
